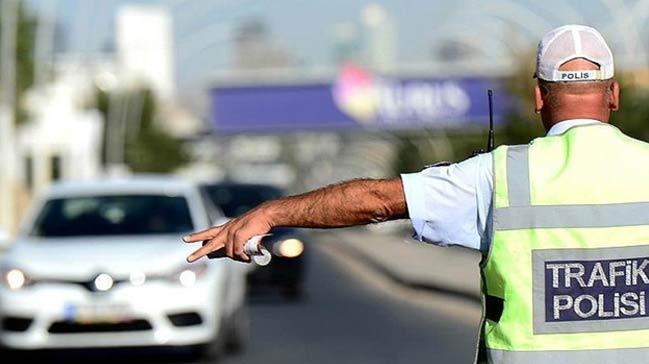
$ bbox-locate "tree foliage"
[0,0,36,124]
[392,48,649,174]
[610,77,649,143]
[503,50,649,144]
[95,87,189,173]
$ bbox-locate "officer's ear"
[608,80,620,111]
[534,83,544,114]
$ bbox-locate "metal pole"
[115,93,131,165]
[34,0,57,87]
[126,90,145,144]
[105,91,120,167]
[0,0,18,232]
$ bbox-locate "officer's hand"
[183,207,273,263]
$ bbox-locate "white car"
[0,176,249,358]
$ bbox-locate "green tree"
[391,130,487,174]
[392,135,428,174]
[390,49,649,175]
[391,49,544,175]
[503,48,649,144]
[500,48,545,145]
[0,0,36,124]
[95,87,189,173]
[610,77,649,142]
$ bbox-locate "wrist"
[258,201,279,228]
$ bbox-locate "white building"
[116,5,175,99]
[115,4,200,137]
[361,3,396,71]
[18,57,106,197]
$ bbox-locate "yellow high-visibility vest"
[482,123,649,363]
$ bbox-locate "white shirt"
[400,119,601,253]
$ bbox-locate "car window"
[204,185,284,217]
[30,195,194,237]
[199,188,226,225]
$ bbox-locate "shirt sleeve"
[400,153,493,252]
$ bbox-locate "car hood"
[1,235,197,281]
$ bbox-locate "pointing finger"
[187,241,224,263]
[182,225,223,244]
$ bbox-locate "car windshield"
[30,195,194,237]
[204,185,283,217]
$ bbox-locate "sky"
[22,0,649,100]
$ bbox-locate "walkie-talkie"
[473,89,496,155]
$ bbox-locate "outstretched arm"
[184,178,407,262]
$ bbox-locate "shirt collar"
[546,119,602,136]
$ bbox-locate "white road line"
[316,241,482,327]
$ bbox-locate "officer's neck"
[540,109,610,133]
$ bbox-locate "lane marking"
[316,240,481,327]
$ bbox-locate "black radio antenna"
[471,89,497,157]
[486,89,495,152]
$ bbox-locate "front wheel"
[196,317,227,361]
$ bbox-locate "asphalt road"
[3,240,481,364]
[224,243,481,364]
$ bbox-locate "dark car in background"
[201,183,307,300]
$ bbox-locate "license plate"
[64,303,132,324]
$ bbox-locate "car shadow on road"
[1,347,205,364]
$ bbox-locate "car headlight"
[94,273,114,291]
[169,262,208,287]
[129,272,146,286]
[2,268,31,290]
[273,238,304,258]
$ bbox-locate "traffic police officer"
[184,25,649,363]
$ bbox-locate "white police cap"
[535,24,614,82]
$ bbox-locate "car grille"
[35,279,128,292]
[167,312,203,327]
[2,317,34,332]
[48,320,152,333]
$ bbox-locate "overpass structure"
[208,64,509,134]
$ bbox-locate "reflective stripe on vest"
[495,144,649,229]
[495,202,649,230]
[505,145,530,206]
[488,347,649,364]
[482,124,649,363]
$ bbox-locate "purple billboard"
[210,65,509,133]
